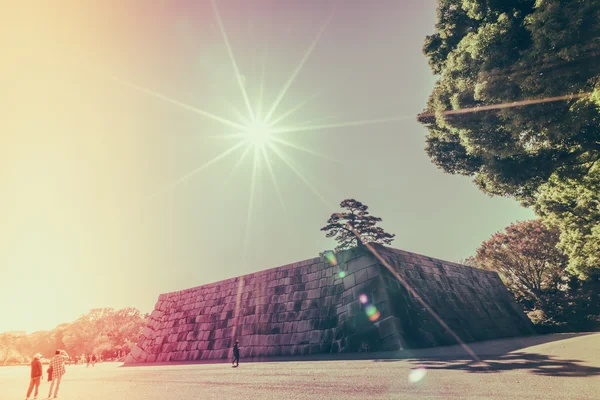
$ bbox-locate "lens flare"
[324,251,338,266]
[365,305,377,316]
[408,367,427,383]
[365,305,380,321]
[338,271,346,278]
[359,294,368,304]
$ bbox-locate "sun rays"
[211,0,256,122]
[114,0,413,252]
[102,1,493,364]
[262,2,339,124]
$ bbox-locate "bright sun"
[137,0,407,211]
[245,120,272,148]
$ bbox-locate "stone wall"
[127,245,534,363]
[373,245,535,348]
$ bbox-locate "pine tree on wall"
[321,199,395,252]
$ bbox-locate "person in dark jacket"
[25,353,43,400]
[232,341,240,367]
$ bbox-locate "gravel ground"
[2,333,598,400]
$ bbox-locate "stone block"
[354,268,368,285]
[378,332,406,351]
[365,264,381,280]
[259,314,271,324]
[130,345,144,360]
[347,300,363,318]
[342,273,356,289]
[297,319,310,332]
[124,354,137,364]
[375,316,402,339]
[345,253,377,274]
[280,333,292,345]
[309,330,321,344]
[150,310,163,320]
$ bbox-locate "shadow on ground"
[372,332,594,360]
[398,352,600,377]
[123,333,596,368]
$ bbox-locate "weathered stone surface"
[127,245,534,363]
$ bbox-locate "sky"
[1,0,534,334]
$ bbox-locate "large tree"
[321,199,395,252]
[419,0,600,276]
[62,308,146,357]
[469,219,599,330]
[469,219,568,308]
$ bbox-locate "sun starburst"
[106,0,412,259]
[244,120,273,149]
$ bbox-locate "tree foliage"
[469,219,568,307]
[469,219,600,331]
[420,0,600,276]
[0,307,147,365]
[0,333,22,365]
[321,199,395,252]
[534,165,600,277]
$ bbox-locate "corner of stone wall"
[124,344,147,365]
[372,245,537,346]
[329,248,408,353]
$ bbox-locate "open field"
[2,333,599,400]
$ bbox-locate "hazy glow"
[2,1,537,335]
[267,142,334,209]
[263,4,338,123]
[140,0,410,219]
[271,115,414,135]
[110,75,246,131]
[242,147,260,256]
[270,137,341,164]
[409,367,428,383]
[245,120,273,149]
[260,146,287,212]
[149,140,248,198]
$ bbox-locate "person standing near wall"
[232,341,240,367]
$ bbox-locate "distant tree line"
[0,307,147,365]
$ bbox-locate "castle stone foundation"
[126,245,534,363]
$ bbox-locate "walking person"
[232,341,240,367]
[47,350,69,399]
[25,353,43,400]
